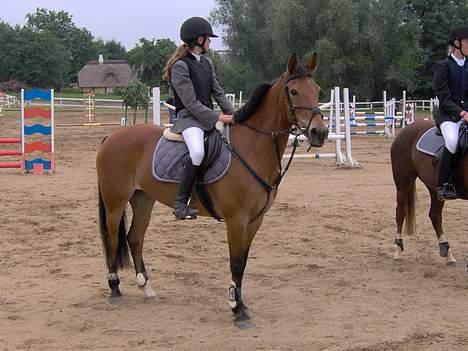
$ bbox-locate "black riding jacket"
[432,55,468,126]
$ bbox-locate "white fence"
[5,92,245,112]
[3,90,436,115]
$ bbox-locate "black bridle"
[217,75,323,221]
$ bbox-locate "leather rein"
[217,75,323,221]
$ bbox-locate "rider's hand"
[461,110,468,122]
[218,113,235,124]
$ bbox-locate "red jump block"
[0,138,21,144]
[0,162,22,168]
[24,107,51,119]
[0,150,22,156]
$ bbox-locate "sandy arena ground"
[0,110,467,351]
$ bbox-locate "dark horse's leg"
[226,215,264,329]
[99,192,130,302]
[394,179,416,260]
[428,191,457,265]
[391,132,417,261]
[128,190,158,298]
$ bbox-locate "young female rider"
[432,25,468,201]
[163,17,234,220]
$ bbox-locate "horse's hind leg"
[101,199,130,302]
[128,190,157,298]
[394,184,411,260]
[428,191,457,265]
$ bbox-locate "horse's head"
[284,53,328,147]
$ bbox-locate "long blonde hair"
[163,44,189,81]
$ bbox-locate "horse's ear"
[287,53,298,75]
[307,52,319,73]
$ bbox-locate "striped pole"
[21,89,25,173]
[153,87,160,125]
[334,87,345,164]
[51,89,55,174]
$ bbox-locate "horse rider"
[432,25,468,201]
[163,17,235,220]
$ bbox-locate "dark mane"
[233,82,273,123]
[233,63,311,123]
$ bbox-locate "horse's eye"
[291,89,298,96]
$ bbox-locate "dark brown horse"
[96,53,328,327]
[391,119,467,265]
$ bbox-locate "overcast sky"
[0,0,225,50]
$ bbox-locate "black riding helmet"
[448,25,468,45]
[180,17,218,44]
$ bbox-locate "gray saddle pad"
[152,127,231,184]
[416,127,445,156]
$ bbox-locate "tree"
[16,28,70,89]
[25,8,96,84]
[405,0,468,96]
[212,0,423,100]
[207,50,259,95]
[127,38,176,90]
[92,39,127,60]
[0,22,19,82]
[121,81,150,125]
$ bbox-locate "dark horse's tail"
[404,180,417,236]
[391,129,417,236]
[98,184,130,269]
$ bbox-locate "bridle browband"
[217,74,323,222]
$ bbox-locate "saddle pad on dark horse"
[152,127,231,184]
[416,127,444,156]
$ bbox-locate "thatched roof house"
[78,56,137,93]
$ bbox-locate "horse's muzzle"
[307,125,328,147]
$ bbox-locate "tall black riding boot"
[174,160,200,220]
[436,147,456,201]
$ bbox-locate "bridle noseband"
[283,75,323,136]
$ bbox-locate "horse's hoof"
[393,245,403,261]
[446,260,457,267]
[109,295,124,304]
[234,309,255,329]
[141,284,157,299]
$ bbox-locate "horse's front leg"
[226,215,264,329]
[429,192,457,265]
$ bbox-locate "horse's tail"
[404,179,417,236]
[98,183,130,269]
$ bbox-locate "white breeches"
[440,120,463,154]
[182,127,205,166]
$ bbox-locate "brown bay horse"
[96,53,328,327]
[391,119,467,265]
